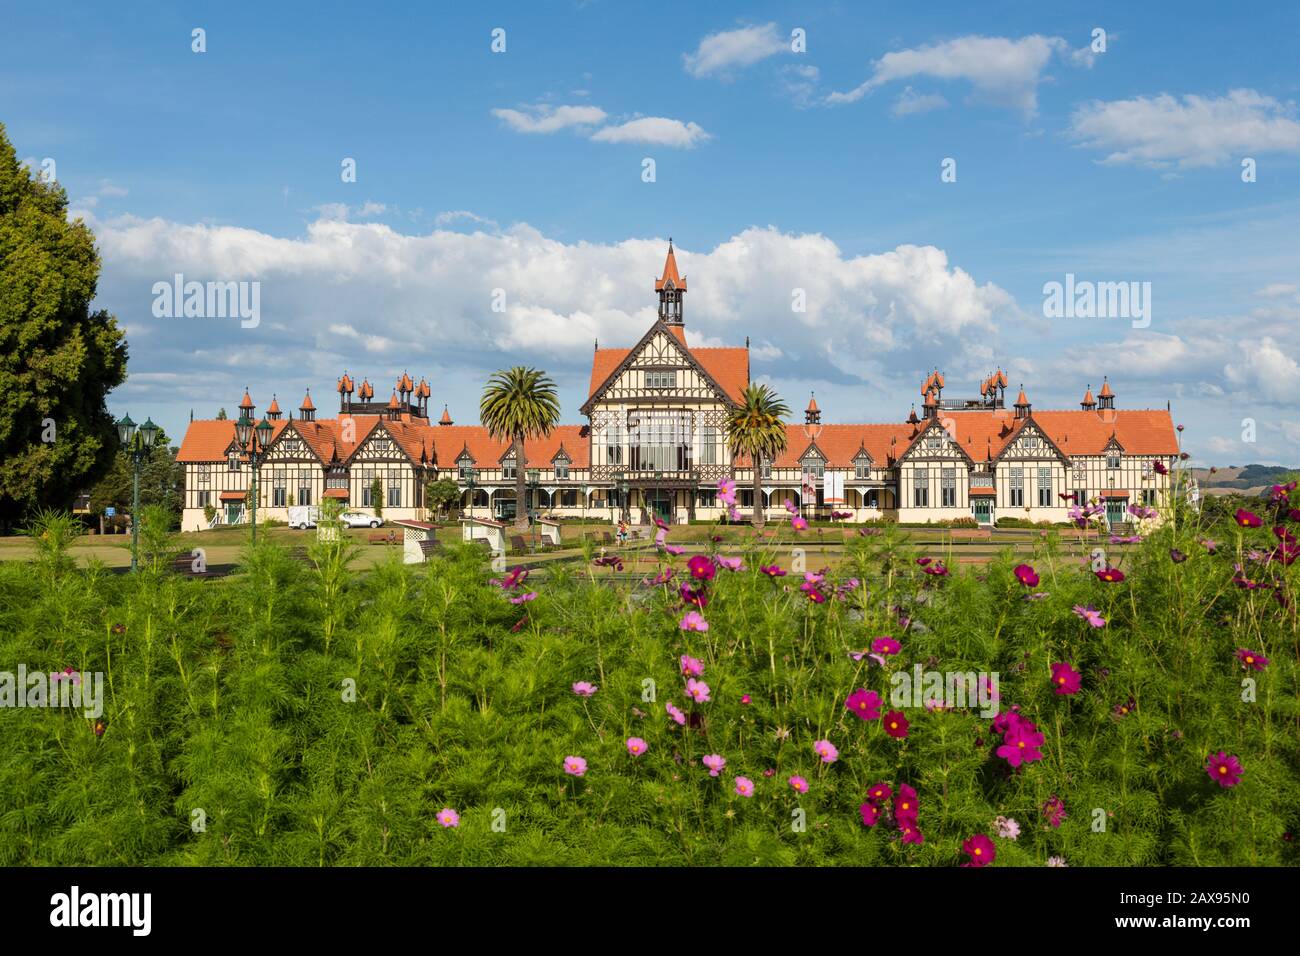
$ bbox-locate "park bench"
[418,539,444,560]
[509,534,531,554]
[171,552,220,577]
[368,531,400,545]
[601,531,614,546]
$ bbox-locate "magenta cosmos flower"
[900,823,925,845]
[1072,604,1106,627]
[1234,508,1263,528]
[716,556,744,572]
[437,808,460,828]
[845,688,882,721]
[996,722,1045,768]
[1013,564,1040,587]
[1205,751,1243,788]
[859,802,881,827]
[679,582,708,608]
[571,681,597,697]
[1236,648,1269,671]
[626,737,647,756]
[734,776,755,797]
[871,637,901,655]
[680,654,705,677]
[1094,567,1125,583]
[702,754,726,777]
[866,782,892,804]
[784,498,799,515]
[717,478,737,506]
[564,756,588,777]
[883,710,910,738]
[740,693,752,705]
[687,554,716,581]
[789,775,809,794]
[760,564,786,577]
[813,739,839,763]
[679,610,709,632]
[894,783,919,824]
[791,516,808,531]
[1050,662,1082,695]
[686,678,711,703]
[666,702,686,726]
[962,834,996,867]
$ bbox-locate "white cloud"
[780,64,821,108]
[490,104,608,134]
[892,87,948,117]
[355,201,386,218]
[434,210,499,230]
[590,117,711,148]
[1256,282,1298,298]
[98,179,129,198]
[827,34,1067,116]
[1224,337,1300,402]
[1068,89,1300,169]
[683,23,786,78]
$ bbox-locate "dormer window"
[1106,453,1121,470]
[801,458,824,478]
[227,452,241,472]
[645,370,676,390]
[502,457,517,479]
[760,460,771,479]
[458,459,474,481]
[854,456,871,479]
[554,459,570,480]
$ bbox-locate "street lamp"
[464,467,478,518]
[116,413,159,571]
[618,477,630,523]
[235,411,273,546]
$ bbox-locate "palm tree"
[726,383,790,528]
[480,367,561,532]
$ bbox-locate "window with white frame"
[644,369,676,390]
[699,425,719,466]
[1107,452,1121,469]
[458,459,474,481]
[272,472,286,507]
[801,458,824,478]
[228,452,241,472]
[1010,467,1024,507]
[388,483,401,507]
[941,468,955,507]
[298,483,312,506]
[913,469,929,507]
[854,457,871,480]
[1037,467,1051,507]
[554,459,570,480]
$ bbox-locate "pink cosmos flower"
[894,783,919,824]
[626,737,647,756]
[871,637,901,655]
[813,739,839,763]
[784,498,799,515]
[702,753,726,777]
[510,591,538,604]
[564,756,588,777]
[666,702,686,726]
[679,610,709,632]
[1094,567,1125,583]
[740,694,752,705]
[1234,508,1263,528]
[962,834,996,867]
[686,678,711,703]
[1046,855,1068,867]
[734,776,755,797]
[883,710,910,738]
[994,815,1020,840]
[789,775,809,794]
[680,654,705,677]
[687,555,716,581]
[791,516,808,531]
[437,808,460,828]
[922,561,949,577]
[717,478,737,506]
[760,564,786,577]
[664,543,686,556]
[1152,460,1168,475]
[845,688,882,721]
[899,823,924,845]
[1050,662,1082,695]
[1042,795,1067,828]
[716,556,744,572]
[803,586,826,603]
[571,681,598,697]
[679,582,708,608]
[996,722,1045,768]
[1013,564,1039,587]
[1073,604,1106,628]
[1236,648,1269,671]
[866,782,892,804]
[859,802,881,827]
[1206,751,1243,788]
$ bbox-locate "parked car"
[287,506,321,530]
[340,510,383,528]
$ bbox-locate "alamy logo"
[151,273,261,328]
[49,886,151,936]
[1042,273,1151,328]
[0,666,104,718]
[890,666,1000,718]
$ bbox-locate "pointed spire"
[439,404,453,426]
[655,239,686,325]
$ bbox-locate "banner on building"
[823,470,845,505]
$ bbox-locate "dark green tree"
[87,429,184,520]
[425,477,460,516]
[0,123,128,530]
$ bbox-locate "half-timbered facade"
[177,242,1181,532]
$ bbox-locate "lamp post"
[464,468,478,519]
[116,413,160,572]
[618,477,630,523]
[526,469,540,547]
[235,412,273,546]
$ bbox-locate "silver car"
[339,510,383,528]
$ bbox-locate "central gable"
[581,320,747,414]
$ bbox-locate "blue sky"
[3,0,1298,464]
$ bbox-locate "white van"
[287,506,321,530]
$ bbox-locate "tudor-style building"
[176,243,1180,532]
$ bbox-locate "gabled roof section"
[582,319,747,412]
[897,417,979,466]
[991,415,1072,465]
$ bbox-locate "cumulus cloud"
[683,23,787,78]
[589,117,711,148]
[490,104,608,134]
[892,87,948,117]
[827,34,1068,116]
[1068,89,1300,169]
[1224,337,1300,403]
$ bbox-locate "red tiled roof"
[654,242,686,291]
[323,488,349,499]
[1100,490,1129,498]
[970,486,996,496]
[218,491,244,501]
[1099,379,1114,398]
[587,343,748,404]
[439,406,453,424]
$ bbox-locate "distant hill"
[1191,463,1299,496]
